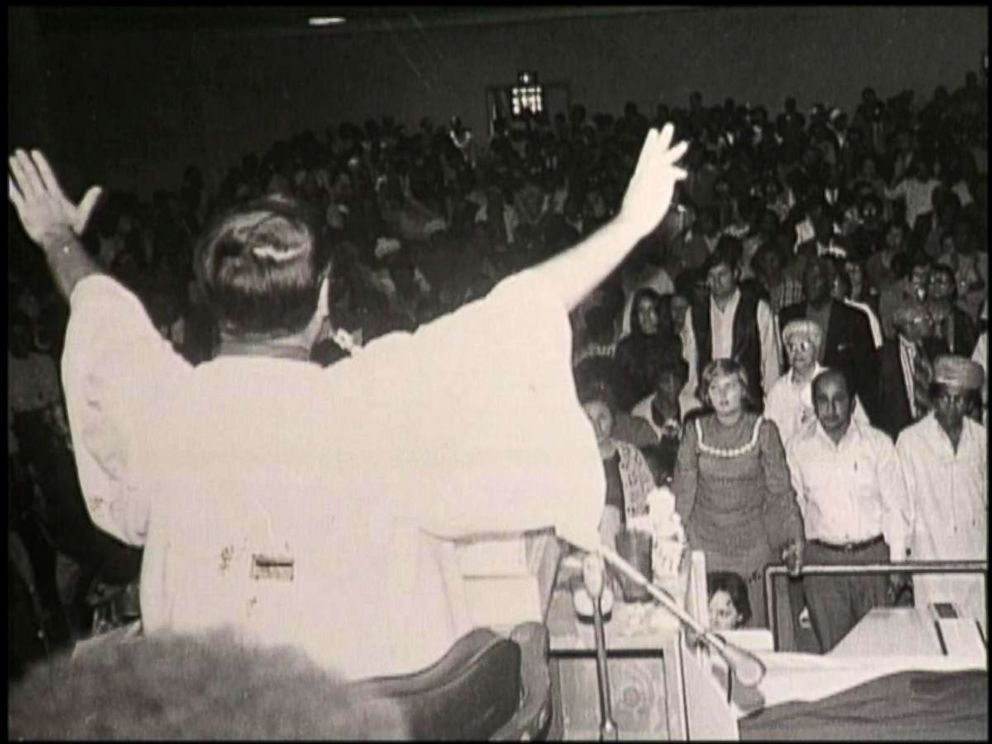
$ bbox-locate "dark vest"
[692,286,764,407]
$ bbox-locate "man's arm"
[8,149,104,300]
[875,433,910,562]
[533,125,687,311]
[756,298,782,394]
[893,432,918,557]
[784,439,809,520]
[680,310,702,417]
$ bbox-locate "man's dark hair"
[194,195,331,340]
[929,263,957,299]
[703,236,743,274]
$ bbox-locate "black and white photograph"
[7,5,988,739]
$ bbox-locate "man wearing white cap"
[765,319,869,449]
[896,355,987,631]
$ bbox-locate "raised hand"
[8,149,103,249]
[618,124,689,237]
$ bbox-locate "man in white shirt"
[681,237,781,416]
[884,158,941,232]
[7,129,689,680]
[786,368,910,652]
[896,356,987,632]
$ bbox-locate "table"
[830,607,944,658]
[830,606,987,661]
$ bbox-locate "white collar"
[711,287,741,313]
[814,416,862,448]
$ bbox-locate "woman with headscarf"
[613,288,683,410]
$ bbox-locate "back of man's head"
[195,195,330,340]
[9,630,409,740]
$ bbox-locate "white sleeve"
[785,439,808,520]
[375,269,605,551]
[894,431,918,557]
[61,275,191,546]
[875,433,910,561]
[865,305,883,349]
[756,299,782,394]
[680,310,702,417]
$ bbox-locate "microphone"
[599,546,766,687]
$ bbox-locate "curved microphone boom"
[598,546,766,687]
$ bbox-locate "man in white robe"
[896,355,987,632]
[7,128,689,680]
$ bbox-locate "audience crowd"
[9,70,988,677]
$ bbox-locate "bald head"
[812,368,854,442]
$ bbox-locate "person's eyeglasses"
[935,391,969,406]
[785,340,814,353]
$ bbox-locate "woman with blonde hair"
[672,359,804,626]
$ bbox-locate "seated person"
[573,358,657,450]
[631,356,690,438]
[578,380,656,549]
[707,571,752,631]
[6,130,689,679]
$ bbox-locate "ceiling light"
[308,16,346,27]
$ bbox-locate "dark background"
[9,6,988,198]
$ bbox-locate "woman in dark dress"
[672,359,804,627]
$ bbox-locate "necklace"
[695,416,764,458]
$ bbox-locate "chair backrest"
[349,626,523,740]
[491,622,553,741]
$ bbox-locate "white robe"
[896,414,987,631]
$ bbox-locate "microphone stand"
[598,546,766,687]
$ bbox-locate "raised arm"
[8,149,104,300]
[534,125,688,311]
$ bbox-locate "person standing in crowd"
[926,263,977,355]
[875,300,949,441]
[573,361,658,450]
[884,158,941,235]
[765,319,869,448]
[614,289,683,410]
[668,205,721,279]
[786,368,910,653]
[6,127,688,679]
[752,241,804,315]
[672,359,803,627]
[878,252,932,340]
[896,356,986,632]
[631,355,689,445]
[681,238,781,416]
[832,259,883,350]
[865,221,908,300]
[578,380,657,550]
[779,256,878,420]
